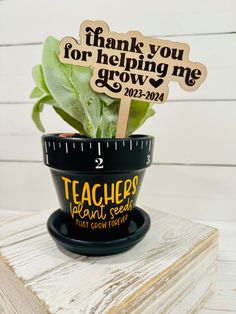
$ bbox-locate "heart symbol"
[149,78,164,88]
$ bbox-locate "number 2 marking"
[95,158,104,169]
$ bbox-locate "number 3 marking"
[146,154,151,165]
[95,158,104,169]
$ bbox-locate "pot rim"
[42,133,154,142]
[42,133,154,171]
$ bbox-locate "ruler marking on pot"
[149,140,152,152]
[115,142,117,150]
[130,140,132,151]
[123,141,125,147]
[73,143,75,149]
[136,141,138,147]
[65,142,68,154]
[53,142,56,151]
[48,142,51,148]
[90,143,92,149]
[146,140,148,146]
[58,142,61,148]
[98,142,101,156]
[81,143,83,152]
[45,154,49,165]
[106,142,109,148]
[44,141,48,153]
[141,141,143,149]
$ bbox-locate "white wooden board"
[1,34,235,103]
[0,162,236,221]
[200,221,236,313]
[0,209,236,314]
[0,0,235,44]
[1,100,236,165]
[0,208,218,313]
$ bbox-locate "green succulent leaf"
[32,64,50,94]
[99,94,116,106]
[30,86,43,99]
[30,36,156,137]
[42,36,101,137]
[53,107,88,135]
[31,95,53,132]
[127,100,155,136]
[97,100,120,138]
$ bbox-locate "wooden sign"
[59,20,207,137]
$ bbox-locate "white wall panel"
[0,0,235,44]
[1,35,235,103]
[0,0,236,221]
[1,101,236,165]
[0,162,235,221]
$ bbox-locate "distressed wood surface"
[199,222,236,313]
[0,208,218,313]
[0,258,48,314]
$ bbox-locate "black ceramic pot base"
[47,207,151,256]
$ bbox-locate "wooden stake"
[116,98,131,138]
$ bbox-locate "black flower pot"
[42,134,154,242]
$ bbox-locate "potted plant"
[30,36,155,255]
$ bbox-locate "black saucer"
[47,207,151,256]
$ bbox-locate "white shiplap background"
[0,0,236,221]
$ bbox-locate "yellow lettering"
[70,202,107,220]
[61,176,71,200]
[132,175,139,195]
[92,184,103,206]
[70,201,83,218]
[115,180,123,204]
[81,182,92,206]
[72,180,80,204]
[99,204,107,220]
[124,179,132,199]
[104,183,115,205]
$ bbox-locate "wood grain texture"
[200,310,235,314]
[0,209,32,225]
[0,258,48,314]
[199,221,236,262]
[1,34,235,103]
[0,0,235,44]
[0,208,218,313]
[203,260,236,312]
[199,220,236,313]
